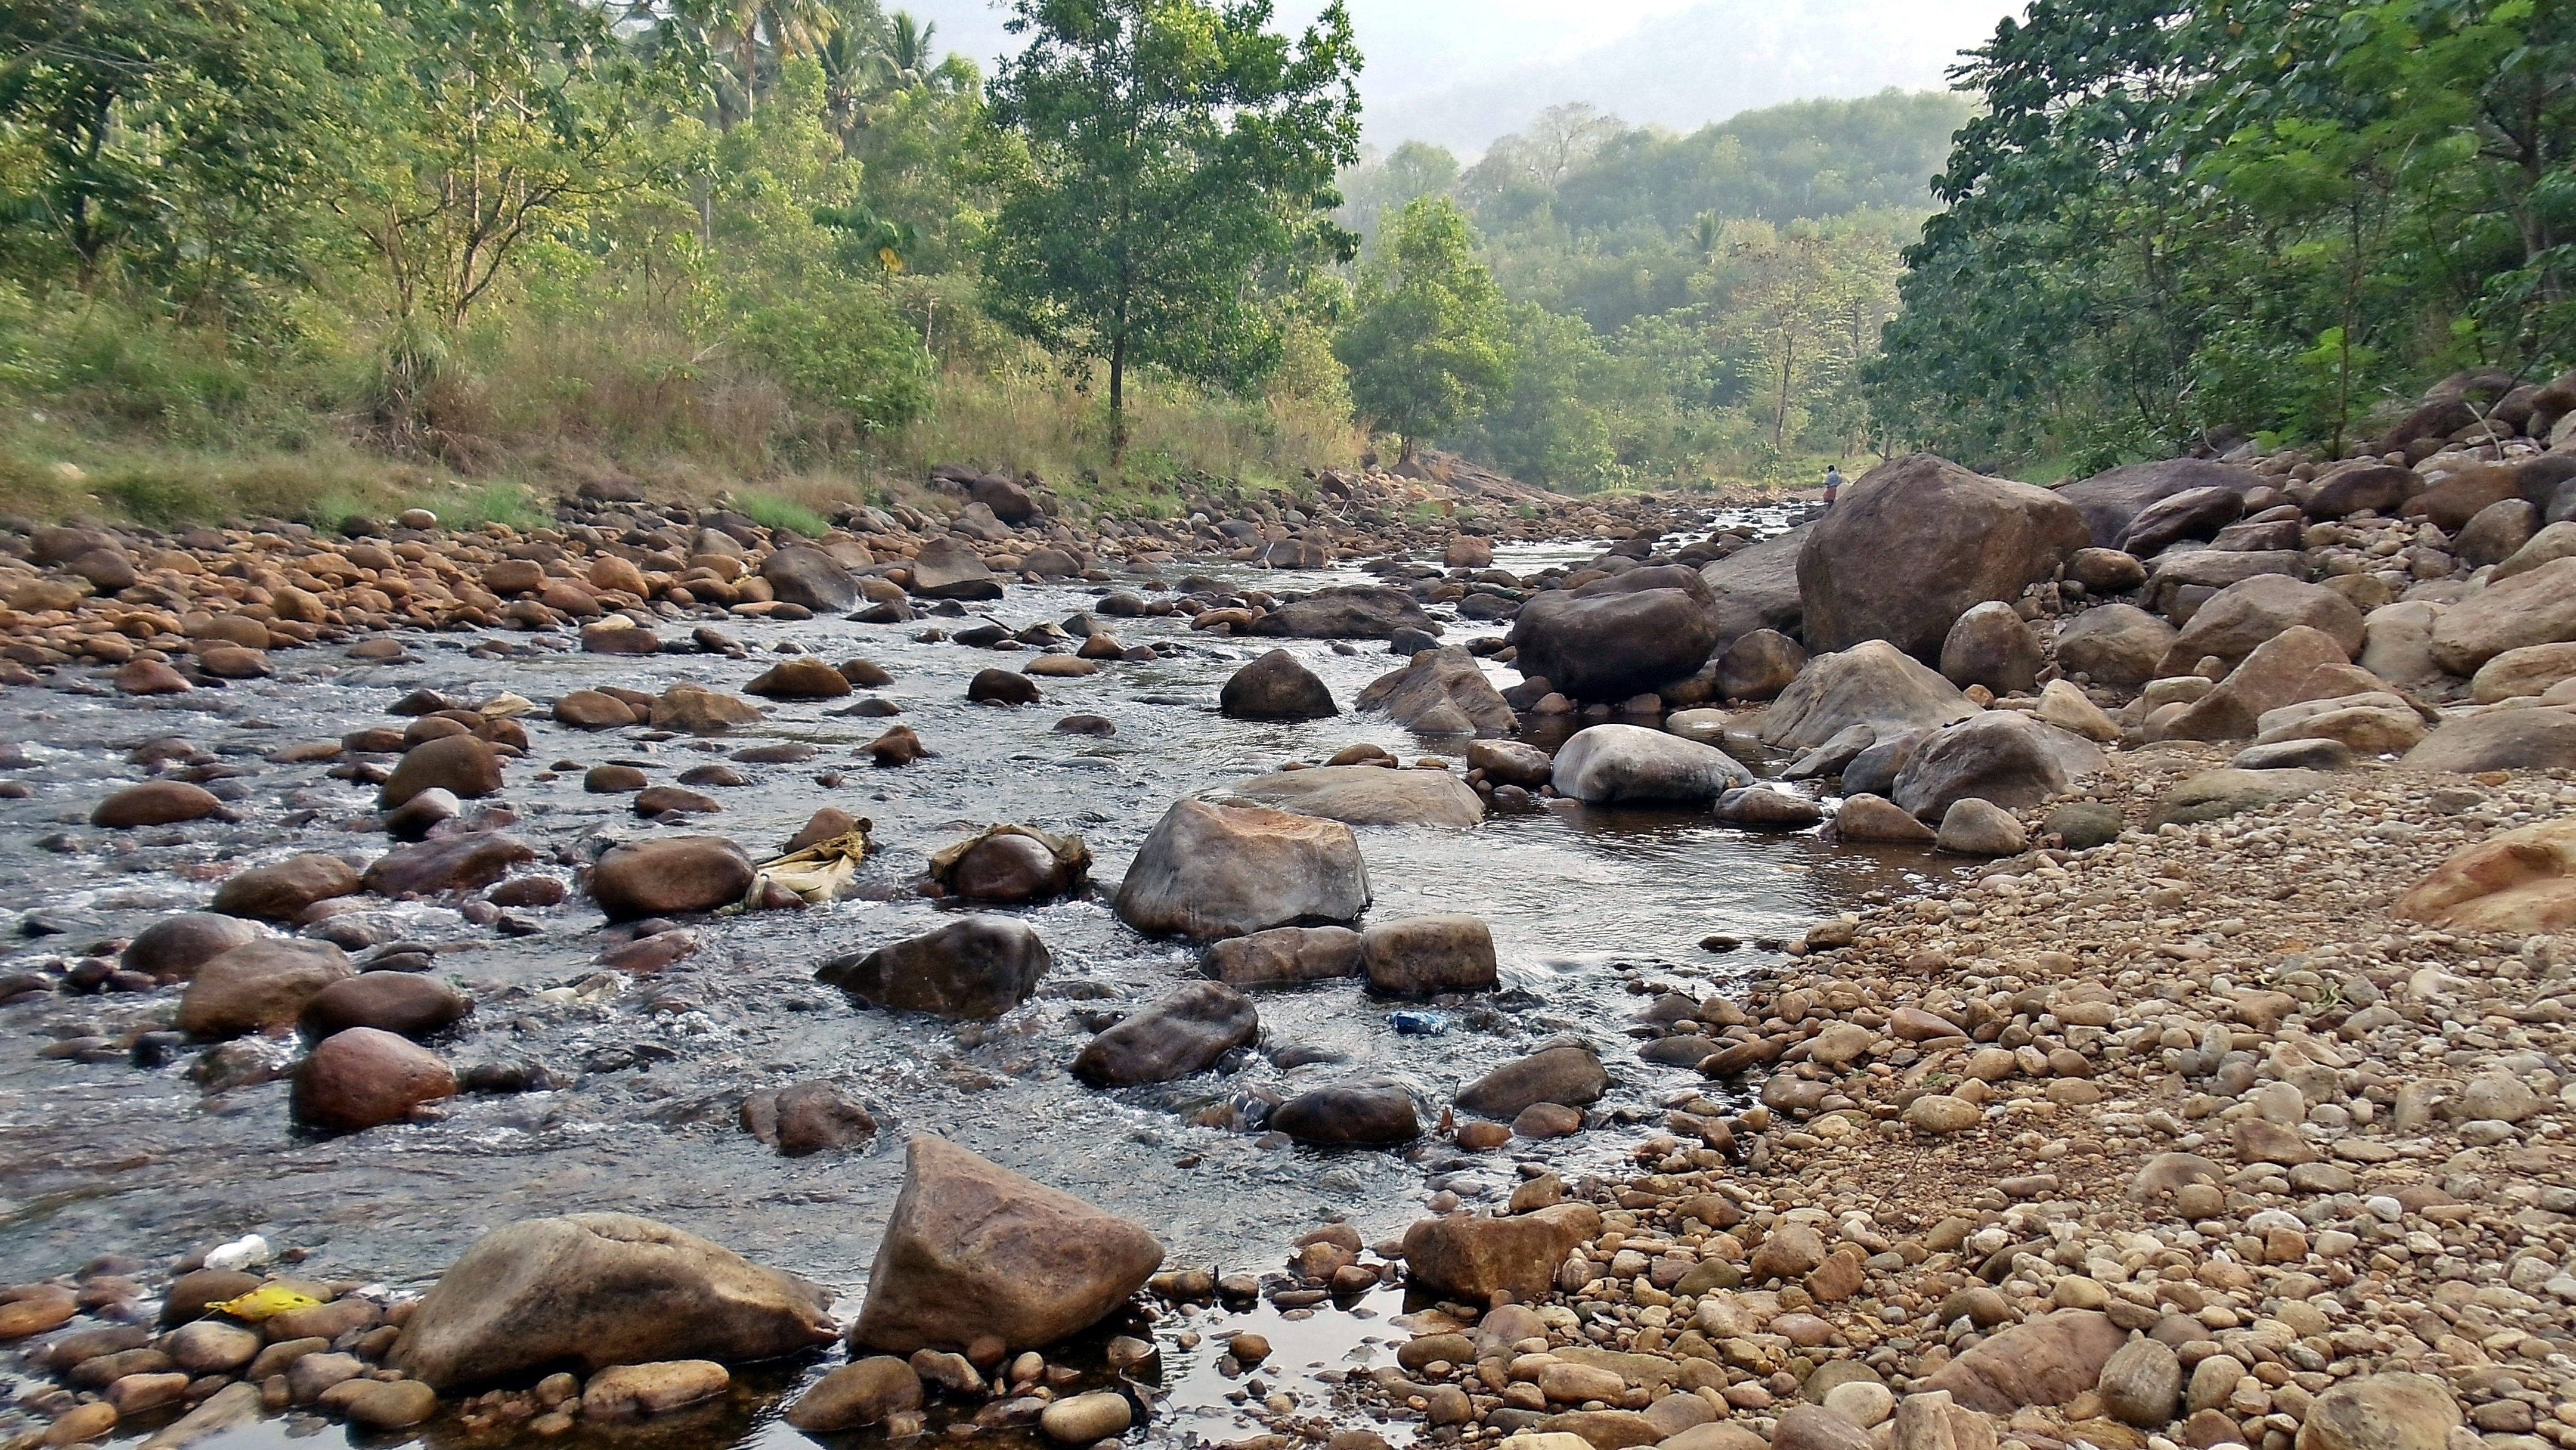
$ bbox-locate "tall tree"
[981,0,1362,458]
[1335,195,1514,461]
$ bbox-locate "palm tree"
[876,11,937,91]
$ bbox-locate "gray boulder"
[1114,800,1368,940]
[1892,712,2103,820]
[816,916,1051,1020]
[1220,765,1484,827]
[1549,724,1751,804]
[1758,641,1977,751]
[1508,566,1720,702]
[1250,587,1435,639]
[1357,647,1517,735]
[1072,982,1259,1086]
[2055,459,2263,547]
[1798,454,2089,657]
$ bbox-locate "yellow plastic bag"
[212,1284,323,1321]
[755,827,869,904]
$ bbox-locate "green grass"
[735,490,831,537]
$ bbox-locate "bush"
[731,289,934,436]
[736,490,829,536]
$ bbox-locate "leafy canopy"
[1335,195,1513,458]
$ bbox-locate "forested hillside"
[1867,0,2576,472]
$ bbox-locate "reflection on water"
[0,516,1967,1449]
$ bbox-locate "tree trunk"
[1109,327,1128,463]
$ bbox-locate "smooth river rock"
[1114,800,1368,941]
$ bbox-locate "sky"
[890,0,2021,152]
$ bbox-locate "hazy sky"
[893,0,2018,150]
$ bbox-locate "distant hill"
[1366,0,2011,153]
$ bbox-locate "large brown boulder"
[1202,926,1363,987]
[1402,1203,1601,1303]
[1360,915,1498,994]
[302,972,472,1039]
[589,836,756,920]
[1358,647,1517,735]
[1798,455,2090,657]
[745,658,853,700]
[1070,981,1259,1086]
[1758,642,1977,751]
[91,781,225,828]
[909,537,1003,600]
[210,854,361,922]
[1454,1042,1609,1119]
[1249,586,1436,639]
[1508,566,1720,702]
[1219,649,1337,720]
[2055,459,2263,547]
[362,833,536,898]
[2429,557,2576,675]
[2158,626,2354,741]
[1918,1309,2126,1415]
[850,1136,1165,1354]
[377,736,503,810]
[652,684,763,733]
[2117,484,2245,554]
[1114,800,1368,940]
[2394,818,2576,934]
[1891,713,2103,820]
[122,913,264,983]
[816,916,1051,1020]
[394,1213,836,1391]
[760,546,859,612]
[1938,602,2042,694]
[178,940,354,1040]
[2296,1373,2461,1450]
[1223,764,1485,827]
[2054,604,2176,687]
[1699,525,1808,645]
[2157,574,2366,677]
[292,1027,457,1131]
[2402,706,2576,773]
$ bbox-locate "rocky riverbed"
[10,367,2576,1450]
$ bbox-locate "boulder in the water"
[1200,926,1363,987]
[1453,1042,1609,1119]
[211,854,362,923]
[741,1082,878,1157]
[292,1027,457,1132]
[377,736,503,809]
[1071,982,1259,1086]
[1507,566,1720,702]
[1403,1203,1601,1303]
[1219,649,1337,720]
[816,916,1051,1020]
[930,826,1091,904]
[179,940,355,1040]
[1360,915,1498,995]
[1549,723,1751,804]
[1248,586,1435,639]
[849,1136,1165,1354]
[589,837,756,921]
[1219,764,1484,827]
[760,546,860,612]
[123,913,265,984]
[393,1213,837,1390]
[1271,1078,1421,1145]
[908,537,1003,600]
[1113,800,1368,941]
[1357,647,1517,735]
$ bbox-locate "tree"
[1335,195,1513,460]
[981,0,1363,458]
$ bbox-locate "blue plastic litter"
[1391,1010,1448,1036]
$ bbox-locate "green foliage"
[980,0,1363,454]
[1868,0,2576,466]
[1336,197,1514,458]
[734,489,830,534]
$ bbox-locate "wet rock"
[1249,585,1435,639]
[2394,818,2576,933]
[2055,603,2176,687]
[361,832,536,897]
[292,1027,457,1130]
[1509,566,1720,702]
[395,1213,834,1390]
[816,916,1051,1020]
[115,659,193,695]
[967,668,1040,705]
[1360,647,1517,735]
[931,826,1091,903]
[761,546,860,611]
[850,1135,1163,1353]
[1223,764,1485,826]
[91,781,225,828]
[1829,794,1937,845]
[1892,712,2102,819]
[1909,1310,2123,1417]
[1201,925,1361,987]
[1760,642,1977,751]
[122,913,265,983]
[1053,713,1116,736]
[1550,723,1751,804]
[584,764,647,792]
[1467,739,1554,789]
[652,684,763,733]
[745,658,853,699]
[1936,799,2027,856]
[1271,1078,1421,1145]
[1714,786,1824,828]
[1800,454,2090,656]
[1361,915,1498,994]
[377,735,503,809]
[380,787,461,841]
[1717,628,1807,701]
[1455,1042,1609,1119]
[1938,602,2042,694]
[740,1082,877,1157]
[864,724,928,764]
[1114,800,1368,940]
[301,972,471,1039]
[318,1378,438,1429]
[1041,1392,1132,1443]
[909,537,1004,600]
[178,940,354,1040]
[2403,706,2576,772]
[1221,649,1337,719]
[2296,1372,2460,1450]
[581,1360,730,1417]
[1072,981,1259,1085]
[589,836,756,919]
[786,1357,922,1430]
[554,690,637,728]
[2156,574,2366,676]
[1404,1203,1602,1303]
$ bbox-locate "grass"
[733,490,831,537]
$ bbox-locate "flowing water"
[0,506,1965,1448]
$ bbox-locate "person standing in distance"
[1822,464,1846,508]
